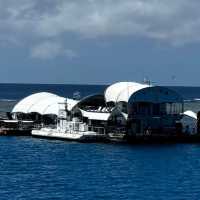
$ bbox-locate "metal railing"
[88,126,106,135]
[107,126,127,134]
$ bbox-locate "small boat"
[32,120,107,142]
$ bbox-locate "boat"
[32,119,107,142]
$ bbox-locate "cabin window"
[129,102,152,116]
[129,102,183,117]
[160,103,166,115]
[153,104,160,115]
[166,103,183,115]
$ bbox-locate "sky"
[0,0,200,86]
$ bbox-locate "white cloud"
[1,0,200,47]
[30,41,77,60]
[64,49,78,59]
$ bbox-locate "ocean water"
[1,83,200,200]
[1,137,200,200]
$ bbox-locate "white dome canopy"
[105,82,150,103]
[27,96,66,115]
[37,98,78,115]
[12,92,78,116]
[12,92,58,113]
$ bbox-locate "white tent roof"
[116,84,150,102]
[28,96,66,115]
[183,110,197,120]
[12,92,79,115]
[33,98,78,115]
[80,109,111,121]
[105,82,150,103]
[12,92,58,113]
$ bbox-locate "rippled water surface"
[0,137,200,200]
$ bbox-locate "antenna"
[143,77,156,86]
[143,77,151,85]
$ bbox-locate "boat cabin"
[127,86,184,135]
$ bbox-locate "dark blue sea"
[1,83,200,200]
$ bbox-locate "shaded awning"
[80,109,111,121]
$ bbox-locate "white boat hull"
[32,128,107,142]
